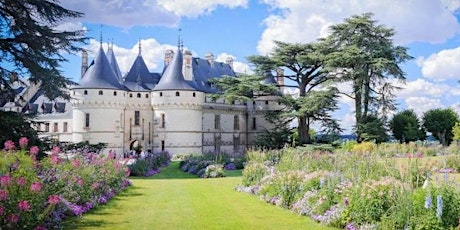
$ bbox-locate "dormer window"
[98,90,103,95]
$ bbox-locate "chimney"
[164,49,174,66]
[183,50,193,81]
[205,52,214,66]
[276,68,284,93]
[225,57,233,69]
[81,49,88,79]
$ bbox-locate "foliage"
[452,122,460,142]
[0,0,86,100]
[255,109,293,149]
[203,164,225,178]
[248,41,339,145]
[423,108,459,146]
[128,151,171,177]
[322,13,412,142]
[390,109,425,143]
[0,138,130,229]
[209,74,278,102]
[355,114,388,143]
[241,162,270,186]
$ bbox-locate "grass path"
[64,162,332,230]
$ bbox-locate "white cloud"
[258,0,460,54]
[85,38,175,74]
[417,46,460,81]
[441,0,460,12]
[60,0,179,28]
[54,21,87,32]
[393,78,460,98]
[157,0,248,17]
[216,53,253,74]
[405,97,443,116]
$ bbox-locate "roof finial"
[178,28,181,50]
[100,25,103,49]
[138,37,141,56]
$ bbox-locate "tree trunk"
[298,115,311,145]
[354,80,363,143]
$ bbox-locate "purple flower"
[18,200,30,211]
[29,146,39,156]
[7,213,19,224]
[0,175,12,187]
[344,197,349,206]
[436,195,443,218]
[346,222,357,230]
[16,177,27,187]
[0,189,8,201]
[424,194,432,209]
[4,140,15,151]
[30,182,42,192]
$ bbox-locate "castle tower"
[152,49,204,155]
[70,45,126,154]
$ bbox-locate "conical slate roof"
[74,47,125,90]
[124,54,160,91]
[107,46,123,84]
[261,69,278,85]
[153,49,195,91]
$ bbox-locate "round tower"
[152,49,204,156]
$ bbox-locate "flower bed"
[237,146,460,229]
[0,138,131,229]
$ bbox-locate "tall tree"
[0,0,86,100]
[248,41,339,145]
[390,109,425,143]
[423,108,459,146]
[322,13,412,142]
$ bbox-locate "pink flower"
[48,195,61,205]
[29,146,39,156]
[30,182,42,192]
[51,146,60,154]
[35,226,47,230]
[16,177,27,187]
[18,200,30,211]
[4,140,15,151]
[76,178,84,186]
[0,190,8,201]
[0,206,4,215]
[18,137,29,149]
[7,213,19,223]
[50,154,59,164]
[92,182,99,189]
[0,175,12,187]
[71,159,81,167]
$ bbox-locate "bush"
[128,151,171,177]
[241,163,270,186]
[203,164,225,178]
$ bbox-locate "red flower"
[30,182,42,192]
[18,200,30,211]
[16,177,27,187]
[19,137,29,149]
[4,140,15,151]
[48,195,61,205]
[0,190,8,201]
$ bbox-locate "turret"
[81,50,88,79]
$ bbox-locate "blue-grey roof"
[124,55,160,91]
[153,49,195,91]
[74,47,126,90]
[107,47,123,83]
[261,70,277,85]
[189,57,236,93]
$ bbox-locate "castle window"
[85,113,90,128]
[215,115,221,130]
[129,93,133,98]
[160,92,163,97]
[234,115,239,130]
[98,90,103,95]
[253,101,256,105]
[73,91,75,95]
[265,101,269,105]
[134,111,140,126]
[63,122,68,132]
[161,140,165,151]
[252,117,257,130]
[84,90,88,95]
[45,123,50,132]
[176,92,180,97]
[137,93,141,98]
[193,92,196,97]
[161,113,165,128]
[145,94,149,98]
[53,122,58,132]
[114,91,117,96]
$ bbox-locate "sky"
[56,0,460,134]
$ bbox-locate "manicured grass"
[64,162,332,230]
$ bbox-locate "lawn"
[63,161,332,230]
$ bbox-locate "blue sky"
[57,0,460,133]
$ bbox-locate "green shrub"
[241,163,270,186]
[203,164,225,178]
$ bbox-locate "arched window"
[137,93,141,98]
[176,92,180,96]
[159,92,163,97]
[129,93,133,98]
[193,92,196,97]
[113,91,117,96]
[145,94,149,98]
[98,90,103,95]
[84,90,88,95]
